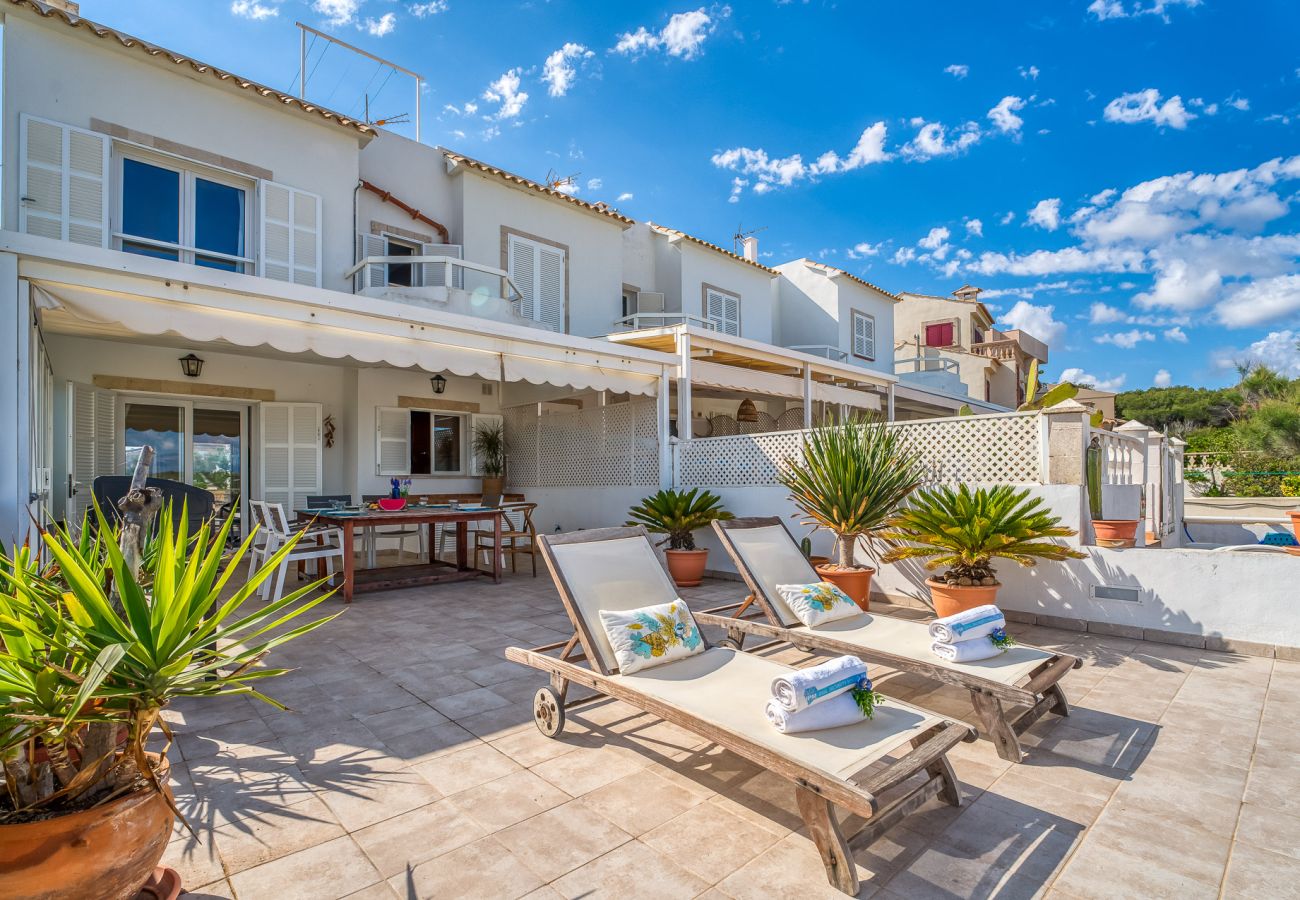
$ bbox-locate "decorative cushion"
[599,599,705,674]
[774,582,861,627]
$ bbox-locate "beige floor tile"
[379,720,479,766]
[494,800,633,882]
[352,798,488,877]
[186,878,236,899]
[447,769,573,831]
[162,831,226,889]
[1223,841,1300,897]
[1235,801,1300,860]
[578,769,709,836]
[491,725,583,767]
[390,835,544,899]
[317,766,443,832]
[1044,835,1219,900]
[716,831,878,900]
[412,740,521,795]
[1082,805,1231,887]
[641,801,782,883]
[228,835,383,900]
[531,744,648,796]
[551,839,710,899]
[212,794,346,874]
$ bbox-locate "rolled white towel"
[765,692,868,734]
[931,637,1002,663]
[770,655,867,713]
[928,604,1006,644]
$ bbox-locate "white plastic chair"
[257,501,347,603]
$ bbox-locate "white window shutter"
[260,181,322,287]
[67,382,116,523]
[854,313,875,359]
[376,407,410,476]
[20,114,109,247]
[260,402,322,512]
[469,413,504,476]
[419,243,463,289]
[357,232,387,289]
[507,236,535,321]
[706,289,739,336]
[537,246,565,332]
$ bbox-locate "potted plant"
[880,484,1086,617]
[0,495,338,899]
[472,420,507,498]
[1085,436,1140,547]
[627,488,733,587]
[778,419,924,610]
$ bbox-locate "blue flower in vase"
[390,477,402,500]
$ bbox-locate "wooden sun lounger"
[504,525,976,895]
[697,517,1082,763]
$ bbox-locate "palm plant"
[0,502,339,821]
[880,484,1085,586]
[472,420,507,479]
[626,488,732,550]
[778,418,924,569]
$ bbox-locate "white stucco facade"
[774,259,897,379]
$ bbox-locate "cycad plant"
[0,502,338,820]
[880,484,1085,586]
[627,488,733,550]
[778,419,925,569]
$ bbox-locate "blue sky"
[79,0,1300,391]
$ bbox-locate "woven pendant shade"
[736,398,759,423]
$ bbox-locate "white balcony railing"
[786,344,849,362]
[344,255,525,303]
[894,355,960,375]
[611,312,718,332]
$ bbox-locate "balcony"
[784,344,850,362]
[894,355,965,396]
[343,255,554,331]
[611,312,719,332]
[971,328,1049,365]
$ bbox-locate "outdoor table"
[296,506,504,602]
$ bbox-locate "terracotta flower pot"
[665,549,709,587]
[1289,511,1300,543]
[0,761,175,900]
[482,476,505,498]
[816,564,875,611]
[927,578,1001,619]
[1092,519,1139,548]
[807,555,831,568]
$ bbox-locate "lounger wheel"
[716,637,742,651]
[533,686,565,737]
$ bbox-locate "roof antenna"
[732,223,768,254]
[364,94,410,128]
[544,169,580,192]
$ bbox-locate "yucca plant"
[778,418,925,569]
[880,484,1086,586]
[626,488,733,550]
[0,500,339,822]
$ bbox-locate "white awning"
[690,360,805,399]
[35,285,505,380]
[501,355,658,397]
[814,382,881,410]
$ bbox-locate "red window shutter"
[925,322,953,346]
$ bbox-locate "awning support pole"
[658,367,672,489]
[802,365,813,430]
[676,331,692,446]
[887,383,896,421]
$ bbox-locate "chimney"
[741,235,759,262]
[953,284,982,302]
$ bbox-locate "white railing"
[1090,428,1144,485]
[786,344,849,362]
[611,312,718,332]
[894,355,960,375]
[674,410,1043,488]
[344,255,525,303]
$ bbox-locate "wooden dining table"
[296,506,505,602]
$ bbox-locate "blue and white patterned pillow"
[599,599,704,674]
[774,582,860,627]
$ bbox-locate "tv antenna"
[732,223,767,254]
[296,21,425,142]
[545,169,580,192]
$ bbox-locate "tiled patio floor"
[161,568,1300,899]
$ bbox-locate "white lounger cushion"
[724,523,1053,687]
[616,647,943,781]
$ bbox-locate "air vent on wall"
[1090,584,1141,603]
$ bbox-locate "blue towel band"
[952,613,1004,635]
[802,673,866,705]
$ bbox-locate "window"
[506,233,566,332]
[117,154,251,272]
[851,310,876,360]
[376,407,464,476]
[924,321,955,347]
[704,286,740,336]
[385,237,420,287]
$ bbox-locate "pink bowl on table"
[377,498,407,511]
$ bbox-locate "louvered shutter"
[20,115,109,247]
[507,235,535,321]
[259,181,322,287]
[376,407,411,477]
[419,243,464,289]
[260,402,322,512]
[705,288,739,336]
[67,383,116,524]
[469,413,504,476]
[357,232,387,289]
[537,246,565,332]
[853,312,876,359]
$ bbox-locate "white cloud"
[1001,300,1066,345]
[1027,198,1062,231]
[1019,65,1040,80]
[583,178,602,191]
[1214,330,1300,376]
[978,280,1072,301]
[1090,302,1128,324]
[1103,88,1195,129]
[944,64,969,79]
[846,241,882,259]
[1096,328,1156,349]
[1087,0,1126,20]
[987,96,1026,134]
[542,43,594,98]
[231,1,277,20]
[1059,367,1127,391]
[1163,325,1188,342]
[892,247,917,265]
[616,192,634,202]
[409,1,447,16]
[551,180,579,196]
[443,101,478,116]
[1214,274,1300,328]
[1153,368,1172,387]
[918,227,950,251]
[711,122,890,195]
[965,218,984,238]
[1088,0,1202,22]
[901,120,981,160]
[727,177,747,203]
[363,12,396,36]
[969,244,1147,277]
[1090,188,1117,207]
[482,69,528,119]
[1000,211,1016,225]
[613,7,725,60]
[312,0,359,26]
[1228,96,1250,112]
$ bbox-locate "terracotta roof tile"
[444,152,635,225]
[647,223,778,274]
[799,259,901,301]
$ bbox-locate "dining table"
[296,505,505,602]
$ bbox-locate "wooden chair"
[360,494,427,565]
[257,501,346,603]
[701,517,1083,763]
[505,526,976,896]
[473,502,539,576]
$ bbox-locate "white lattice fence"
[504,400,659,487]
[674,411,1044,487]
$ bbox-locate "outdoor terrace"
[160,571,1299,899]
